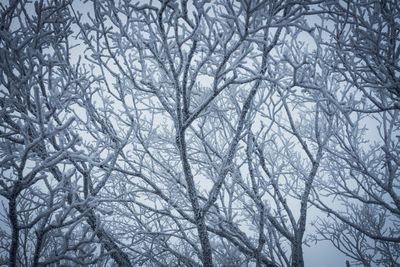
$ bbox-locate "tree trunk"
[183,153,214,266]
[32,230,44,267]
[291,239,304,267]
[84,210,133,267]
[195,212,214,267]
[9,196,19,267]
[177,128,213,267]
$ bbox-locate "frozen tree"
[310,73,400,266]
[308,1,400,266]
[0,0,399,267]
[71,0,333,266]
[0,1,132,266]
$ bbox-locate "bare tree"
[1,0,398,267]
[73,0,324,266]
[0,1,132,266]
[309,1,400,266]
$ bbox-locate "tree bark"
[84,210,133,267]
[177,129,214,267]
[291,235,304,267]
[9,196,19,267]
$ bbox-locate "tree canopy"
[0,0,399,266]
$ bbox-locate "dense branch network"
[0,0,398,267]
